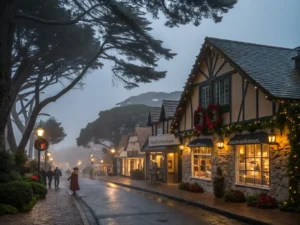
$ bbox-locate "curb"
[99,179,272,225]
[63,187,90,225]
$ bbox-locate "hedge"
[0,204,18,215]
[27,182,47,199]
[0,181,33,210]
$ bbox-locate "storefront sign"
[127,150,139,157]
[229,138,261,145]
[149,134,180,147]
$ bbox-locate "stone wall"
[181,127,290,202]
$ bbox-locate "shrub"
[178,182,185,190]
[0,151,15,174]
[213,167,225,198]
[257,193,277,209]
[0,204,18,215]
[20,195,37,212]
[27,182,47,199]
[0,181,33,210]
[224,189,246,203]
[14,149,27,175]
[184,182,190,191]
[247,193,260,207]
[27,160,38,174]
[130,169,145,180]
[10,171,22,181]
[189,182,204,193]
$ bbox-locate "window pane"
[262,173,270,186]
[246,145,255,157]
[255,144,261,157]
[238,171,246,183]
[246,171,254,185]
[224,79,229,104]
[214,82,220,104]
[193,147,211,179]
[262,144,269,157]
[254,171,262,185]
[262,158,269,171]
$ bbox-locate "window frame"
[191,146,212,180]
[198,74,231,108]
[213,78,229,105]
[235,144,270,189]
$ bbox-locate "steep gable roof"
[207,37,300,99]
[135,126,152,148]
[117,135,129,152]
[162,100,179,118]
[147,107,161,124]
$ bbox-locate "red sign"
[34,138,49,151]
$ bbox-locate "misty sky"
[28,0,300,150]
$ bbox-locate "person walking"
[54,167,62,188]
[68,167,80,195]
[40,168,47,186]
[47,167,54,188]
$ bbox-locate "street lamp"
[36,127,44,137]
[111,148,116,154]
[34,127,48,177]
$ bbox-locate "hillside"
[77,104,149,147]
[116,91,181,107]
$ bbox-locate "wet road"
[74,178,244,225]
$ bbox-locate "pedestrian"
[40,168,47,186]
[68,167,80,196]
[54,167,62,188]
[47,167,54,188]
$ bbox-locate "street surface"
[71,178,244,225]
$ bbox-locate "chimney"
[292,46,300,70]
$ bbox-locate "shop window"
[192,147,212,179]
[200,85,210,108]
[214,78,229,105]
[236,144,270,187]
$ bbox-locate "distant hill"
[116,91,181,107]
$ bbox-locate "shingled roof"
[207,37,300,99]
[162,100,179,118]
[148,107,161,124]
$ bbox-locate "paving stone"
[0,185,83,225]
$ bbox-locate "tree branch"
[15,3,101,25]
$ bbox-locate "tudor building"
[171,37,300,202]
[143,100,182,183]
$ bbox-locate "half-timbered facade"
[171,37,300,202]
[120,127,151,177]
[143,100,182,183]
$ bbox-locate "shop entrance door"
[167,153,175,183]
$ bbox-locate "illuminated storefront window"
[236,144,270,187]
[192,147,212,179]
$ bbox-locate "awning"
[187,138,213,147]
[142,145,179,152]
[228,132,268,145]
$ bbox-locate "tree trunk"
[0,1,16,151]
[18,105,41,151]
[28,133,34,159]
[6,118,17,152]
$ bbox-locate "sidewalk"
[0,180,87,225]
[99,176,300,225]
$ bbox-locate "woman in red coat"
[68,167,80,195]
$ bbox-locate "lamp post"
[35,127,48,177]
[111,148,116,174]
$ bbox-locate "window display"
[236,144,270,187]
[192,147,212,179]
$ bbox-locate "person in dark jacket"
[47,167,54,188]
[40,168,47,186]
[54,167,62,188]
[68,167,80,195]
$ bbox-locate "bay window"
[236,144,270,187]
[192,147,212,179]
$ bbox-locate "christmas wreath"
[206,104,223,129]
[194,106,206,133]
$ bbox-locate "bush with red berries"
[178,182,204,193]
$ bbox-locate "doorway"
[167,153,175,183]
